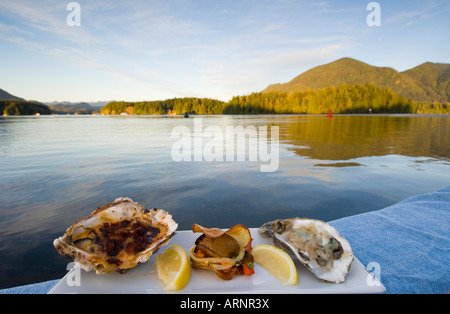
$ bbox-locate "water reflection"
[280,115,449,160]
[314,162,364,167]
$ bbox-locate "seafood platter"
[50,198,385,294]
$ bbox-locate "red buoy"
[327,110,333,118]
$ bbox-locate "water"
[0,114,449,289]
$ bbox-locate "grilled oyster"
[189,224,254,280]
[53,197,178,274]
[259,218,353,283]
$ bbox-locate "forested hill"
[0,89,51,115]
[263,58,450,103]
[1,100,51,116]
[226,84,447,114]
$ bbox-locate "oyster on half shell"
[53,197,178,274]
[259,218,354,283]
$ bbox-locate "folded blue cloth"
[0,279,59,294]
[1,185,449,294]
[330,185,450,294]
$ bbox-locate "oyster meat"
[53,197,178,274]
[259,218,354,283]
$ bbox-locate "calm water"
[0,114,449,288]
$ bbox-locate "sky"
[0,0,449,103]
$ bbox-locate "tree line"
[101,98,225,115]
[2,84,447,116]
[225,84,448,114]
[101,84,449,115]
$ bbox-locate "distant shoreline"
[2,112,449,118]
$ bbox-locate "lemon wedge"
[252,244,298,285]
[155,244,191,291]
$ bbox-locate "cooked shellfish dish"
[53,197,178,274]
[189,224,255,280]
[259,218,354,283]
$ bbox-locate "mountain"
[0,88,24,101]
[402,62,450,103]
[45,101,109,109]
[47,102,94,114]
[0,89,52,115]
[46,101,110,114]
[263,58,450,103]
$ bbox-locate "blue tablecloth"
[330,185,450,294]
[1,185,449,294]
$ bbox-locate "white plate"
[49,228,385,294]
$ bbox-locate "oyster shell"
[259,218,353,283]
[53,197,178,274]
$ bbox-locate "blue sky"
[0,0,449,102]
